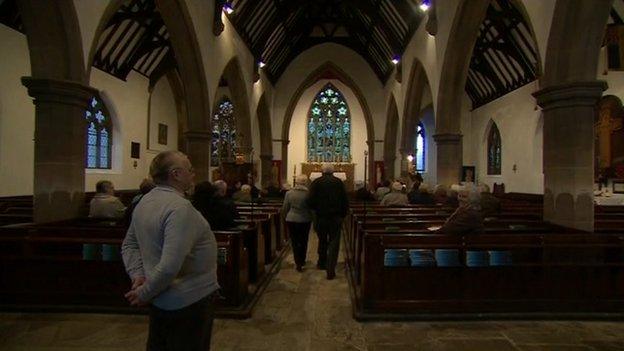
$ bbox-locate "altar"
[301,163,355,191]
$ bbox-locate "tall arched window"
[415,122,426,172]
[85,96,112,169]
[487,122,502,175]
[211,98,236,166]
[307,83,351,162]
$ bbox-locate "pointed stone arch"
[383,94,400,180]
[281,61,375,187]
[215,57,253,157]
[435,0,490,185]
[402,58,433,158]
[87,0,212,179]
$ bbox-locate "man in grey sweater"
[122,151,219,351]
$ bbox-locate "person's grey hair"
[150,151,186,184]
[355,180,365,190]
[214,180,227,195]
[460,186,481,210]
[419,183,430,193]
[241,184,252,193]
[295,174,308,185]
[321,163,334,174]
[96,180,113,193]
[391,181,403,192]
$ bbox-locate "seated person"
[478,183,501,217]
[380,181,409,207]
[233,184,253,203]
[354,180,375,202]
[408,184,435,205]
[122,178,155,226]
[445,185,461,208]
[264,181,283,198]
[374,180,391,200]
[433,184,448,204]
[193,180,239,230]
[89,180,125,218]
[437,186,484,235]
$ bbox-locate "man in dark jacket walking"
[307,163,349,280]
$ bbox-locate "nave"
[2,235,624,351]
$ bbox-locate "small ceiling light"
[407,154,414,162]
[391,55,400,65]
[258,60,266,68]
[420,0,430,12]
[223,2,234,14]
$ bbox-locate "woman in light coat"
[282,174,313,271]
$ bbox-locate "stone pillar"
[22,77,97,223]
[183,130,211,182]
[280,139,290,182]
[260,153,273,188]
[366,140,376,189]
[533,81,606,232]
[433,133,462,186]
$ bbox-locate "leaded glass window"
[85,96,112,169]
[487,122,502,175]
[307,83,351,162]
[211,98,236,166]
[415,122,425,172]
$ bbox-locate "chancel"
[3,0,624,349]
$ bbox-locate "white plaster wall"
[469,81,543,194]
[288,79,368,186]
[518,0,555,72]
[86,69,178,191]
[147,77,179,152]
[274,43,385,169]
[0,25,34,196]
[73,0,110,68]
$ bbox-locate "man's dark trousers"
[147,294,215,351]
[315,216,343,274]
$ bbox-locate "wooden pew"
[356,231,624,318]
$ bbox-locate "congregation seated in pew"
[380,181,409,207]
[478,183,501,217]
[436,186,484,235]
[407,184,435,205]
[354,180,376,202]
[89,180,126,219]
[193,180,240,230]
[374,180,391,201]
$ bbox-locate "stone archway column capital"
[22,77,97,107]
[533,81,607,111]
[281,139,290,146]
[433,133,462,144]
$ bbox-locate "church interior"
[3,0,624,350]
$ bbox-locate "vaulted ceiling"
[225,0,425,84]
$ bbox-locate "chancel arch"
[288,79,367,191]
[281,61,375,188]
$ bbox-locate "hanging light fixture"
[391,55,400,65]
[223,2,234,14]
[258,60,266,68]
[420,0,430,12]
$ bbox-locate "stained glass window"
[307,83,351,162]
[85,96,112,169]
[415,122,425,172]
[487,122,502,175]
[211,98,236,166]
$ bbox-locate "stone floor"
[2,235,624,350]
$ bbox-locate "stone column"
[533,81,606,232]
[280,139,290,183]
[183,130,211,182]
[22,77,97,223]
[433,133,462,186]
[366,140,376,189]
[260,153,273,188]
